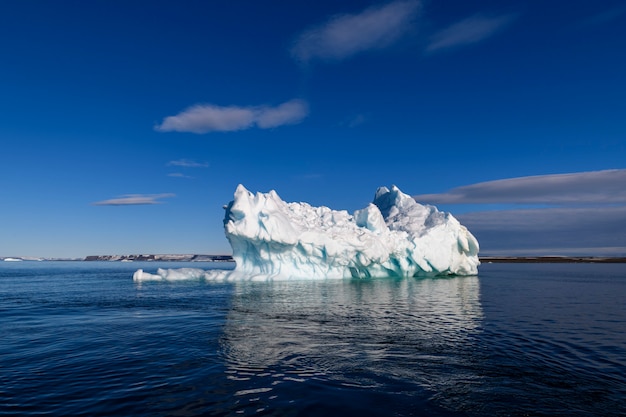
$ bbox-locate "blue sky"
[1,0,625,258]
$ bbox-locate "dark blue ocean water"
[1,261,624,416]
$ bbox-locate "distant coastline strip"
[83,254,234,262]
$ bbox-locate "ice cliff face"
[222,184,479,279]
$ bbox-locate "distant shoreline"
[2,255,626,263]
[83,254,234,262]
[1,254,235,262]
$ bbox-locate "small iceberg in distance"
[133,267,232,282]
[133,184,479,282]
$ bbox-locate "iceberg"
[133,267,232,282]
[134,184,479,281]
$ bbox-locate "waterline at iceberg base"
[133,185,479,281]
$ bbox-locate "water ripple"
[1,262,625,416]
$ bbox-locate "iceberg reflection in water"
[218,276,483,415]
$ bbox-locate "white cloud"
[168,173,193,179]
[156,104,254,133]
[426,13,515,52]
[291,0,420,63]
[155,99,308,134]
[92,193,175,206]
[414,169,626,205]
[167,159,209,168]
[255,100,310,129]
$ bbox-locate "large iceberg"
[134,184,479,281]
[224,184,479,279]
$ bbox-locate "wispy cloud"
[155,99,308,134]
[414,169,626,205]
[582,4,626,26]
[167,159,209,168]
[426,13,516,52]
[291,0,421,63]
[167,173,193,179]
[92,193,175,206]
[347,114,366,127]
[297,173,323,180]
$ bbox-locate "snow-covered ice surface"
[133,184,479,281]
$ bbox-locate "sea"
[1,261,624,417]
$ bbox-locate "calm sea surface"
[1,261,624,416]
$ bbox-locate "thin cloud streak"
[167,159,208,168]
[291,0,420,63]
[426,13,516,52]
[415,169,626,205]
[168,173,193,179]
[155,99,308,134]
[348,114,366,127]
[92,193,175,206]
